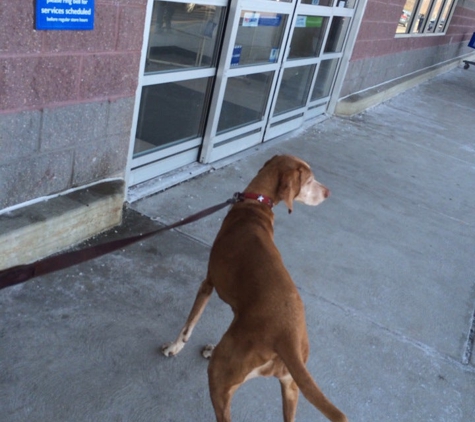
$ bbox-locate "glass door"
[201,0,356,162]
[130,0,228,185]
[265,0,355,140]
[200,0,295,163]
[130,0,358,185]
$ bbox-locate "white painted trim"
[130,148,199,186]
[132,138,202,168]
[124,0,155,193]
[0,178,125,216]
[326,0,368,115]
[142,68,218,86]
[209,130,262,162]
[264,113,303,140]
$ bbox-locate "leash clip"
[231,192,243,204]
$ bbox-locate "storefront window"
[311,58,339,101]
[426,0,444,33]
[300,0,357,7]
[288,16,329,59]
[274,65,316,115]
[145,2,226,73]
[217,72,274,134]
[412,0,432,34]
[396,0,456,35]
[300,0,333,6]
[134,78,214,156]
[232,11,288,67]
[436,0,454,32]
[324,16,351,53]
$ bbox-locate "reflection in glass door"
[216,71,275,133]
[130,0,358,186]
[200,1,294,163]
[265,1,354,140]
[130,0,227,185]
[202,0,356,161]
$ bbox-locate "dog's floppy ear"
[277,168,302,214]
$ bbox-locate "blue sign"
[469,32,475,49]
[258,16,282,27]
[231,45,242,66]
[36,0,95,30]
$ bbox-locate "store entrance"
[129,0,357,187]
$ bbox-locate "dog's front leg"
[162,278,214,357]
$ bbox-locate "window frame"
[395,0,458,37]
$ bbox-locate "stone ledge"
[0,180,124,271]
[335,57,469,117]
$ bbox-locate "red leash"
[0,192,274,290]
[0,195,239,290]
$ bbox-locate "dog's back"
[208,203,294,311]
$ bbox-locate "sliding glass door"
[130,0,227,185]
[129,0,358,186]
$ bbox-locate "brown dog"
[162,155,347,422]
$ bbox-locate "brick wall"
[341,0,475,97]
[0,0,147,210]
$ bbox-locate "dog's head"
[262,155,330,213]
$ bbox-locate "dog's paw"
[161,342,183,357]
[201,344,215,359]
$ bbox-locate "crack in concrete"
[300,288,475,374]
[462,305,475,365]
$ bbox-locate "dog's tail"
[276,343,348,422]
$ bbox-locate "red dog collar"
[235,192,274,208]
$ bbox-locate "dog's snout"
[323,187,330,198]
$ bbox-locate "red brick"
[357,22,393,41]
[372,39,395,56]
[0,1,43,54]
[79,53,140,99]
[0,56,81,111]
[363,1,390,22]
[106,0,147,5]
[351,40,375,61]
[116,6,147,51]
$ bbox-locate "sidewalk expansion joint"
[173,227,214,249]
[303,288,475,374]
[462,305,475,365]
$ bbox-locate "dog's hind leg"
[279,374,299,422]
[207,337,247,422]
[162,277,214,357]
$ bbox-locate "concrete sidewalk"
[1,66,474,421]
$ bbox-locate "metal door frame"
[200,0,296,163]
[127,0,229,186]
[126,0,361,190]
[264,3,354,141]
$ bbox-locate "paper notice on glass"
[295,16,306,28]
[243,12,259,27]
[231,45,242,66]
[269,48,279,62]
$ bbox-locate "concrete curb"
[0,180,124,271]
[334,56,473,116]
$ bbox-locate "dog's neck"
[243,177,280,208]
[236,192,274,208]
